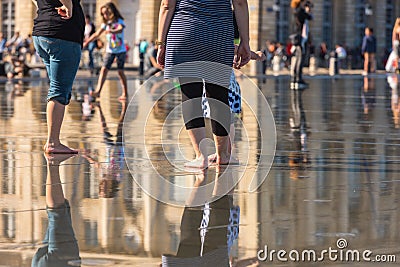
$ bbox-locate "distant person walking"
[83,2,128,101]
[289,0,313,89]
[32,0,84,154]
[361,27,377,75]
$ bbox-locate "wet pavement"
[0,72,399,266]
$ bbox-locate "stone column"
[15,0,36,38]
[139,0,161,41]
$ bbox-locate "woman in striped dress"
[157,0,251,169]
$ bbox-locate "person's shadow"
[31,154,80,267]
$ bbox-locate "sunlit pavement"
[0,69,399,266]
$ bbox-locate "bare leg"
[184,127,208,169]
[44,100,77,154]
[370,54,376,73]
[117,69,128,100]
[44,154,75,207]
[214,135,230,165]
[185,170,211,206]
[91,67,108,98]
[363,53,369,73]
[208,123,238,165]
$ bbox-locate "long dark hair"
[101,2,124,23]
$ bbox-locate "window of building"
[81,0,97,21]
[386,0,394,49]
[275,0,290,43]
[355,0,367,46]
[322,0,333,49]
[1,141,15,195]
[1,0,15,39]
[2,209,15,239]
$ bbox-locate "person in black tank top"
[32,0,84,154]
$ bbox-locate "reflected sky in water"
[0,75,399,266]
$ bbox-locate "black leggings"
[291,44,305,83]
[179,77,231,136]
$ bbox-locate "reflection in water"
[288,88,310,179]
[82,100,127,198]
[75,80,95,121]
[0,81,27,119]
[0,76,399,266]
[361,76,376,121]
[149,71,177,122]
[387,74,400,128]
[32,154,80,267]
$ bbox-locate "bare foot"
[208,153,217,164]
[184,156,208,169]
[44,153,76,166]
[44,143,79,154]
[90,91,100,98]
[209,153,239,166]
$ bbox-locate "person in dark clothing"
[289,0,312,89]
[361,27,377,75]
[32,0,85,154]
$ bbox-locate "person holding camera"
[289,0,312,89]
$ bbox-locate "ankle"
[217,151,230,161]
[46,140,60,147]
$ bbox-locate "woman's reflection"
[31,154,80,267]
[161,167,258,267]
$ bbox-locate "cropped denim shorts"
[33,36,81,105]
[103,52,126,70]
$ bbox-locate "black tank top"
[32,0,85,45]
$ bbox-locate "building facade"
[1,0,399,70]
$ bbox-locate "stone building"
[1,0,400,70]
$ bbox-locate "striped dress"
[164,0,234,87]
